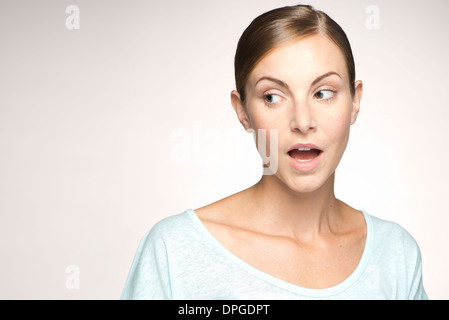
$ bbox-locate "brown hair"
[234,4,356,105]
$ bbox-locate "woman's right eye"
[263,93,283,105]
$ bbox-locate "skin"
[195,34,365,289]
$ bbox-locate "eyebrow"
[255,76,290,89]
[311,71,341,87]
[255,71,341,90]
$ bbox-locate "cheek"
[247,104,277,129]
[323,106,352,152]
[247,105,279,130]
[247,113,283,157]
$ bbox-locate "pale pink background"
[0,0,447,299]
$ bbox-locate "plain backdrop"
[0,0,448,299]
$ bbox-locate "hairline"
[240,32,353,106]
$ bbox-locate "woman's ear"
[350,80,363,125]
[230,90,252,131]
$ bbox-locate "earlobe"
[350,80,363,125]
[230,90,252,131]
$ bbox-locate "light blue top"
[121,209,428,300]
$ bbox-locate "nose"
[290,99,317,133]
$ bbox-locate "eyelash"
[262,93,284,107]
[315,89,337,103]
[262,89,337,107]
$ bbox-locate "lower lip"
[287,151,323,173]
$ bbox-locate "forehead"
[248,34,348,85]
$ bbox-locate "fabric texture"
[121,209,428,300]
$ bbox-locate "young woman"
[121,5,427,299]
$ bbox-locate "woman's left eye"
[314,90,335,100]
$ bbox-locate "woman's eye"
[314,90,335,100]
[264,94,283,104]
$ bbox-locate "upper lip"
[287,143,323,153]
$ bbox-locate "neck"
[249,172,342,241]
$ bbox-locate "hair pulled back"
[234,5,356,105]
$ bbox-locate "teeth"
[295,158,312,163]
[297,148,311,151]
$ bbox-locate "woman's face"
[231,34,363,193]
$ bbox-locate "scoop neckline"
[186,208,373,298]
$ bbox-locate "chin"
[283,161,337,191]
[289,179,325,194]
[272,170,325,194]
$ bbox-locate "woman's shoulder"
[364,211,427,299]
[151,209,193,231]
[368,212,416,238]
[138,209,197,246]
[365,211,422,256]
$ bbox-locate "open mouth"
[287,148,322,162]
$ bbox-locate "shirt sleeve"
[400,227,428,300]
[120,227,172,300]
[407,244,428,300]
